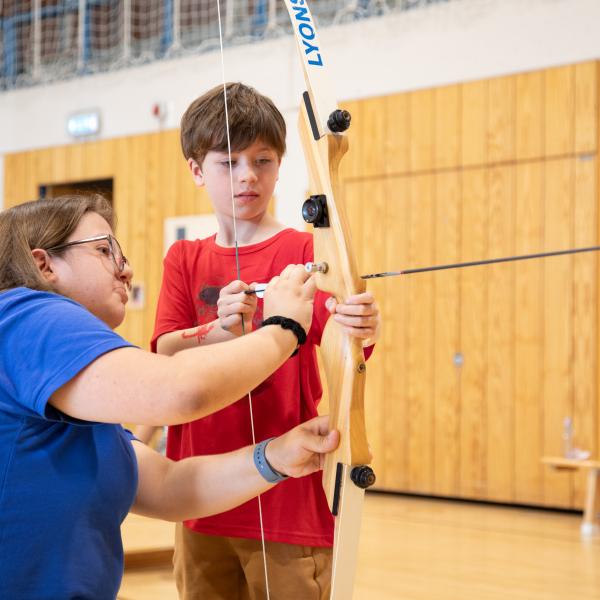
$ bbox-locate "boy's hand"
[325,291,381,347]
[263,264,316,334]
[217,280,258,337]
[265,415,339,478]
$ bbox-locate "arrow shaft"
[361,245,600,279]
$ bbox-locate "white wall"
[1,0,600,220]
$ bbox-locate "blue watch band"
[253,438,288,484]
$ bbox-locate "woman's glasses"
[47,234,129,274]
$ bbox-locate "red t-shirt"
[152,228,335,546]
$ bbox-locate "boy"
[152,82,380,599]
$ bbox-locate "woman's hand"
[263,264,316,334]
[325,291,381,347]
[217,280,258,336]
[265,415,339,478]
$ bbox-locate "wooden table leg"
[581,468,600,537]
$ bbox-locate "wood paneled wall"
[3,60,598,509]
[340,61,599,508]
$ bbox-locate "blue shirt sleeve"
[0,288,134,420]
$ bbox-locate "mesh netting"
[0,0,452,91]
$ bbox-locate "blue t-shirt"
[0,288,138,599]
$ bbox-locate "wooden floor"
[118,493,600,600]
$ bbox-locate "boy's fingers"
[325,297,337,312]
[335,302,377,317]
[343,292,375,305]
[302,274,317,298]
[278,264,296,278]
[333,312,379,326]
[291,264,312,284]
[277,264,312,284]
[223,279,248,293]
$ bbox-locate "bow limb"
[283,0,376,597]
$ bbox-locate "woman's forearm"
[50,324,297,425]
[168,325,296,422]
[136,446,273,521]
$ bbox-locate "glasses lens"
[109,236,127,272]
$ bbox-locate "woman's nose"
[120,262,134,290]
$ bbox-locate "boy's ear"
[188,158,205,187]
[31,249,58,284]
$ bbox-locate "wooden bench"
[542,457,600,537]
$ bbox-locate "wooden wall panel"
[406,174,435,493]
[514,161,544,505]
[434,85,461,170]
[572,156,597,506]
[459,169,488,499]
[487,77,515,163]
[432,171,461,496]
[515,71,544,161]
[409,89,434,172]
[486,165,515,502]
[354,98,387,179]
[575,62,597,154]
[461,80,487,167]
[144,132,165,345]
[4,153,26,205]
[381,176,409,491]
[338,99,363,181]
[542,158,574,508]
[545,66,575,157]
[383,93,410,176]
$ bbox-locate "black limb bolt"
[302,195,329,228]
[350,465,376,489]
[327,109,351,133]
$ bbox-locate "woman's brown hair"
[180,82,287,165]
[0,194,114,293]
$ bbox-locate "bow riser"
[299,103,372,503]
[298,107,365,294]
[320,321,371,504]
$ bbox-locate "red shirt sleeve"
[151,242,197,352]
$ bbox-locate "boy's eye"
[257,158,272,165]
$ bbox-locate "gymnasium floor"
[118,492,600,599]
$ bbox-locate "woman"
[0,194,338,599]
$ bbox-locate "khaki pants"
[174,524,332,600]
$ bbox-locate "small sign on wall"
[163,214,218,255]
[67,110,101,138]
[128,282,145,310]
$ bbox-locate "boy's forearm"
[156,320,236,355]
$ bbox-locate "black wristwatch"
[261,316,307,356]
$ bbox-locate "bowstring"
[216,2,271,598]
